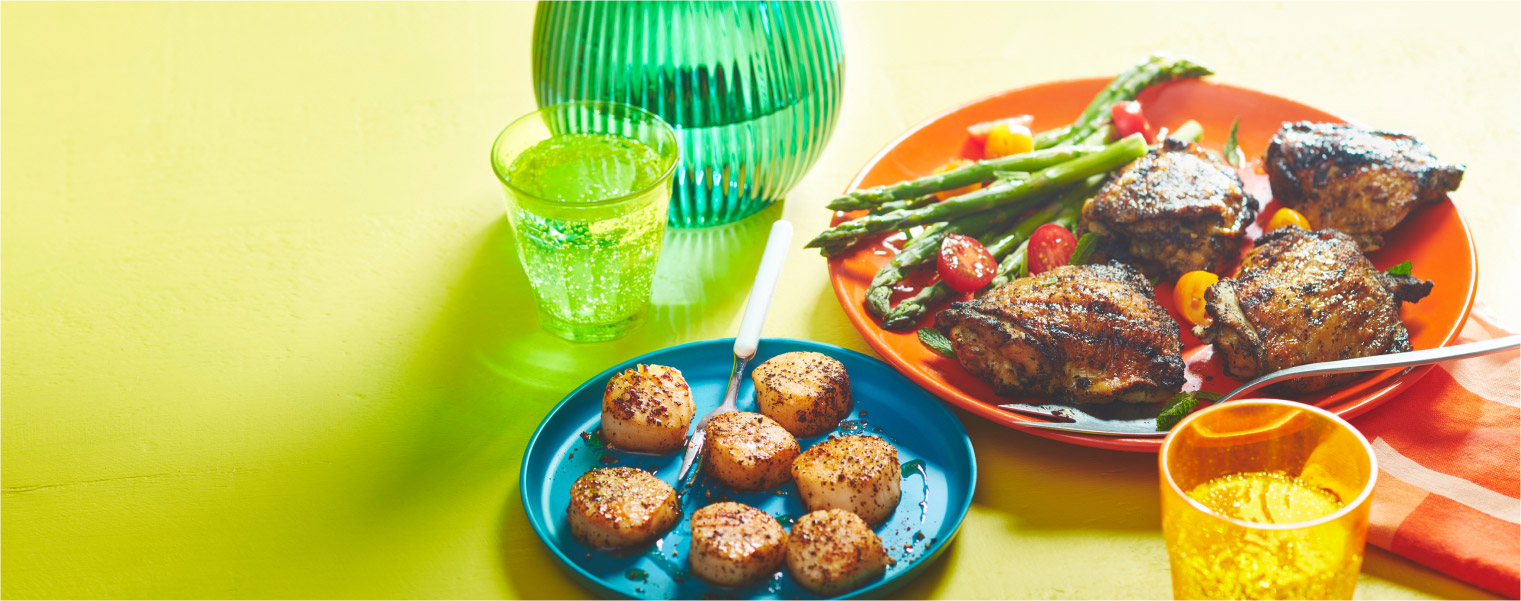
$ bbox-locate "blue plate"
[520,338,977,600]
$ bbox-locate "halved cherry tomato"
[1267,207,1311,231]
[1110,101,1154,143]
[967,116,1034,143]
[937,233,997,292]
[1174,270,1220,326]
[932,159,984,201]
[1028,223,1077,276]
[984,122,1034,158]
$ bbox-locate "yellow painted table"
[3,2,1515,599]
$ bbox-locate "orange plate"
[826,78,1478,453]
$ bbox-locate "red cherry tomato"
[1110,101,1154,143]
[937,234,998,292]
[1028,223,1078,275]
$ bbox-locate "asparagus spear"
[807,134,1147,255]
[869,194,937,215]
[825,146,1099,212]
[1032,125,1072,150]
[1168,119,1203,144]
[881,177,1104,329]
[983,184,1092,291]
[863,207,1020,318]
[1059,53,1212,147]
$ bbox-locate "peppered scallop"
[688,502,788,587]
[752,351,852,437]
[601,364,694,454]
[791,435,901,525]
[786,509,892,595]
[703,411,800,491]
[566,467,680,549]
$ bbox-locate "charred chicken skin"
[934,262,1185,404]
[1080,138,1257,280]
[1265,121,1464,251]
[1194,226,1433,394]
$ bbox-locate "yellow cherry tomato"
[1174,270,1220,327]
[984,122,1034,158]
[933,159,984,201]
[967,116,1033,143]
[1267,207,1311,231]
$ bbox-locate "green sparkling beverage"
[492,102,678,342]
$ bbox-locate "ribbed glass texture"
[533,1,845,228]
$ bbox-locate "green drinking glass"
[532,0,845,228]
[491,101,679,342]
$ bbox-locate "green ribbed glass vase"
[532,1,845,228]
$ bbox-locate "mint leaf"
[917,328,956,358]
[1069,233,1098,266]
[1387,260,1413,276]
[1155,391,1225,431]
[1223,117,1243,168]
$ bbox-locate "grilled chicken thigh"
[1194,226,1433,393]
[935,262,1185,404]
[1080,139,1256,280]
[1265,121,1464,250]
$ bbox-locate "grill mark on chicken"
[1194,226,1433,393]
[935,262,1185,404]
[1265,121,1464,251]
[1080,138,1257,279]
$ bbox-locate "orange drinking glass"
[1160,399,1378,599]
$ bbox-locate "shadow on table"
[886,534,962,600]
[360,201,784,594]
[498,480,597,600]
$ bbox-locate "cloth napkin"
[1353,299,1520,598]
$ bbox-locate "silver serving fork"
[1005,335,1521,438]
[675,220,793,487]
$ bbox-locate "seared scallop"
[601,364,694,454]
[566,467,679,549]
[752,351,852,437]
[786,509,892,595]
[792,435,901,525]
[703,411,800,491]
[688,502,788,587]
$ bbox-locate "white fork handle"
[733,220,793,358]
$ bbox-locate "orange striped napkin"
[1353,299,1520,598]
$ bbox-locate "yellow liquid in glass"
[1172,471,1359,599]
[1189,471,1343,524]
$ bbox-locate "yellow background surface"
[3,2,1516,599]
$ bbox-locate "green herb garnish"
[917,327,957,358]
[1387,260,1413,276]
[1069,233,1098,266]
[1156,391,1225,431]
[1222,117,1243,168]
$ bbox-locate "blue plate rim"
[518,336,978,600]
